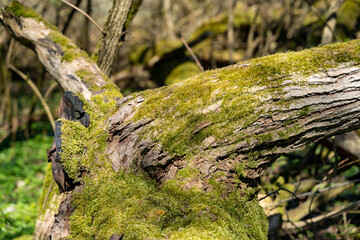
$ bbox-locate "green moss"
[74,69,122,121]
[235,163,246,177]
[5,1,57,31]
[56,104,269,239]
[6,2,94,63]
[68,169,268,240]
[76,69,122,98]
[48,31,89,62]
[57,100,268,239]
[131,39,360,157]
[190,9,254,41]
[254,133,273,145]
[58,121,89,181]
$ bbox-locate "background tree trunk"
[2,2,360,239]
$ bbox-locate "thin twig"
[179,34,204,72]
[44,82,59,100]
[343,212,350,240]
[5,38,15,66]
[60,0,105,35]
[261,179,360,208]
[283,200,360,230]
[259,187,299,203]
[328,158,360,175]
[8,64,55,131]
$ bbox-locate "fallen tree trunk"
[2,2,360,239]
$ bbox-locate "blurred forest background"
[0,0,360,239]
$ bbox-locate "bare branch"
[60,0,105,34]
[8,64,55,131]
[179,34,204,72]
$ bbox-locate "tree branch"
[8,64,55,131]
[60,0,104,34]
[1,1,120,101]
[96,0,142,76]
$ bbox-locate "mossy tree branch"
[3,2,360,239]
[0,1,121,102]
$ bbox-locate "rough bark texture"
[3,2,360,240]
[106,64,360,190]
[97,0,142,76]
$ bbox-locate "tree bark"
[96,0,142,76]
[3,2,360,239]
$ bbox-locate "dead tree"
[2,2,360,239]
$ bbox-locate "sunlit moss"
[68,169,268,240]
[75,69,123,103]
[5,1,57,31]
[48,31,89,62]
[131,40,360,157]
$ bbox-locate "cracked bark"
[106,65,360,189]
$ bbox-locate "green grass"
[0,135,52,239]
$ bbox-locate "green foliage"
[0,135,52,239]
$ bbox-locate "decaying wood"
[0,6,110,100]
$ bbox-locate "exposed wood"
[1,4,114,101]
